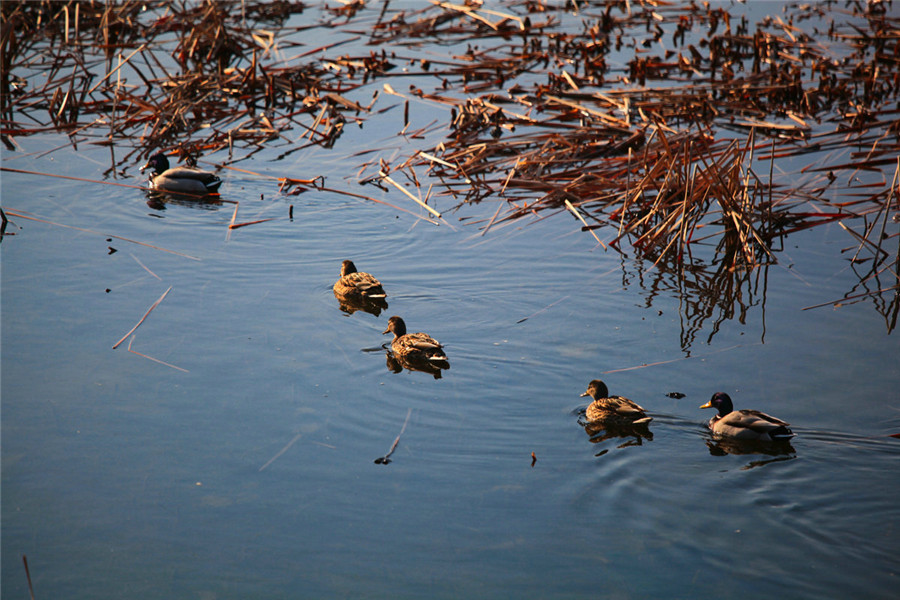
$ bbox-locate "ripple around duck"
[559,420,900,599]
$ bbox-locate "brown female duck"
[333,260,387,301]
[581,379,652,425]
[382,316,449,367]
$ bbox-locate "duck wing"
[394,333,448,364]
[715,410,793,440]
[335,272,385,297]
[402,332,443,352]
[160,166,222,191]
[587,396,651,422]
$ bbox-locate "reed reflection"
[620,245,771,352]
[804,232,900,334]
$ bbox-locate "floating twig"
[22,555,35,600]
[259,432,304,472]
[112,286,173,349]
[375,408,413,465]
[126,335,188,372]
[3,209,201,260]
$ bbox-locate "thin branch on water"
[112,286,173,349]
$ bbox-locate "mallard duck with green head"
[581,379,652,425]
[382,316,449,368]
[700,392,794,441]
[140,152,222,194]
[333,260,387,302]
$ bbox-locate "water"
[3,2,900,598]
[3,130,898,598]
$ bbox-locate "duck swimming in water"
[700,392,794,441]
[580,379,652,425]
[333,260,387,301]
[382,316,449,368]
[140,152,222,194]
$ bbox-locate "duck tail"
[770,426,795,440]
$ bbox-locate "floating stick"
[375,408,413,465]
[126,336,188,372]
[129,252,161,280]
[259,432,303,472]
[22,555,35,600]
[379,170,442,218]
[3,209,201,260]
[564,199,606,249]
[112,286,173,349]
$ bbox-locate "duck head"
[382,316,407,337]
[140,152,170,175]
[700,392,734,416]
[580,379,610,401]
[340,260,358,276]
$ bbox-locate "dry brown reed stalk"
[374,407,413,465]
[22,554,35,600]
[112,286,173,349]
[126,335,189,373]
[3,208,201,259]
[1,0,897,279]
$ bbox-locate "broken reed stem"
[130,252,161,280]
[259,431,304,471]
[317,184,439,225]
[229,218,274,229]
[481,200,504,237]
[225,202,240,240]
[564,199,606,249]
[375,407,413,464]
[22,555,35,600]
[3,209,202,260]
[112,286,173,349]
[126,335,189,372]
[0,166,156,193]
[379,170,442,218]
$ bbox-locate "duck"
[700,392,794,441]
[333,260,387,301]
[140,152,222,194]
[580,379,652,425]
[382,316,449,367]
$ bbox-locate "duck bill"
[139,162,151,172]
[382,327,390,335]
[699,400,713,409]
[579,391,589,397]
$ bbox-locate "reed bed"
[2,0,898,328]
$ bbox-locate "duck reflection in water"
[704,435,796,468]
[333,260,388,316]
[145,189,225,211]
[385,351,444,379]
[578,379,653,451]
